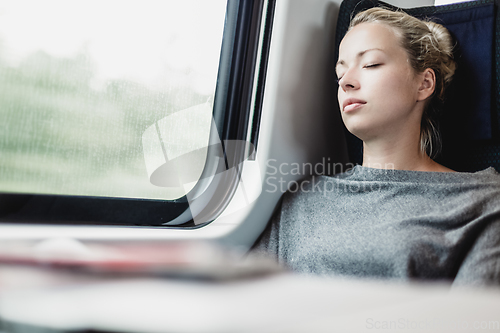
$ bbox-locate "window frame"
[0,0,274,228]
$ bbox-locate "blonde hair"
[348,8,456,159]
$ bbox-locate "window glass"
[0,0,226,200]
[435,0,476,5]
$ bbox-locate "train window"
[0,0,273,227]
[0,0,225,200]
[435,0,476,5]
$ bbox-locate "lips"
[343,98,366,112]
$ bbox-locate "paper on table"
[0,238,285,285]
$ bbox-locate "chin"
[342,120,372,141]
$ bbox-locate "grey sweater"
[254,166,500,286]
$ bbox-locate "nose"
[338,69,359,92]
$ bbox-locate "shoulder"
[281,172,356,202]
[468,167,500,182]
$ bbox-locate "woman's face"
[336,22,424,142]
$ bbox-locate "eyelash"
[336,64,381,84]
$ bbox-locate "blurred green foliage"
[0,48,209,199]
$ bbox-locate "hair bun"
[425,21,456,90]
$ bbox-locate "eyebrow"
[336,48,384,69]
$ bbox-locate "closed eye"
[337,64,381,84]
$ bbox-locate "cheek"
[376,71,416,104]
[337,86,345,108]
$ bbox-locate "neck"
[356,102,454,172]
[362,137,451,172]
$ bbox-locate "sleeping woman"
[254,7,500,286]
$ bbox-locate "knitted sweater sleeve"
[453,218,500,287]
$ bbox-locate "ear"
[417,68,436,102]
